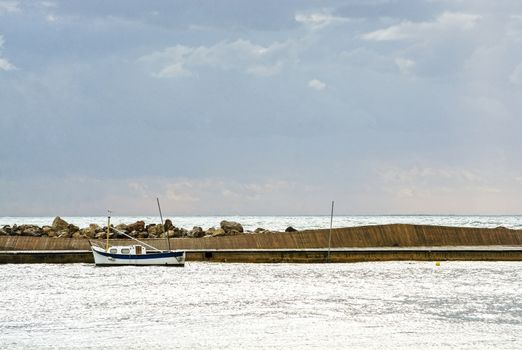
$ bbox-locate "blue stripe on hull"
[96,263,185,267]
[94,249,184,260]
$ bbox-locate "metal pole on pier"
[327,201,334,263]
[157,197,171,251]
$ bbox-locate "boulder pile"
[0,217,288,239]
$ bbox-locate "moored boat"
[91,244,185,266]
[89,207,185,267]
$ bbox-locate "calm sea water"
[1,215,522,230]
[0,262,520,349]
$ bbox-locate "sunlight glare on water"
[0,262,520,349]
[1,215,522,231]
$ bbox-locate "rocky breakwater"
[0,217,284,240]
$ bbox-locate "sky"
[1,0,522,216]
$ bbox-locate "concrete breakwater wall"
[1,224,521,251]
[2,247,521,264]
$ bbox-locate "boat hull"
[91,246,185,266]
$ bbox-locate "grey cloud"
[49,0,302,32]
[0,1,20,14]
[0,34,15,70]
[2,0,522,215]
[138,39,294,78]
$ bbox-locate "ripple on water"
[0,262,520,349]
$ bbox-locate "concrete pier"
[1,224,520,263]
[1,246,521,264]
[1,224,521,252]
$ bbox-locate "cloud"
[379,166,484,184]
[245,62,283,76]
[139,39,292,78]
[45,13,57,22]
[363,12,481,41]
[0,57,15,71]
[0,34,15,71]
[308,79,326,91]
[154,63,192,78]
[2,1,522,215]
[295,9,349,30]
[0,175,317,215]
[40,1,57,8]
[509,63,522,85]
[372,164,522,213]
[395,57,416,75]
[0,1,19,14]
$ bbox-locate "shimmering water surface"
[2,215,522,230]
[1,262,520,349]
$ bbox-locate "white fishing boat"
[90,203,185,267]
[91,244,185,266]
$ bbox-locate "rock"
[57,229,71,238]
[138,231,149,238]
[254,228,267,233]
[220,220,244,234]
[95,231,115,239]
[164,227,185,238]
[41,226,53,237]
[19,224,42,237]
[164,219,174,231]
[169,228,184,238]
[115,223,128,231]
[72,231,85,239]
[47,230,58,238]
[127,221,145,232]
[2,225,11,235]
[190,226,205,238]
[147,224,164,237]
[11,224,22,235]
[68,223,80,232]
[28,225,42,236]
[285,226,298,232]
[89,224,102,233]
[208,227,226,237]
[79,227,95,238]
[113,225,129,238]
[52,216,69,231]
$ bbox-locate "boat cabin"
[108,245,147,255]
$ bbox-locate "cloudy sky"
[1,0,522,216]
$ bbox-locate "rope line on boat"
[110,227,164,252]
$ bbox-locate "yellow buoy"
[435,261,441,266]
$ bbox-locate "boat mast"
[157,197,171,251]
[106,210,111,251]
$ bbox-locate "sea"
[1,214,522,231]
[1,216,521,349]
